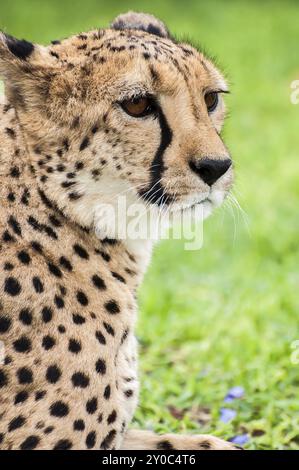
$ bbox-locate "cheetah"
[0,12,236,450]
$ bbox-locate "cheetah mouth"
[169,189,228,214]
[189,197,212,210]
[137,184,227,213]
[139,194,212,212]
[169,196,213,214]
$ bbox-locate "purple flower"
[229,434,249,445]
[224,386,244,402]
[220,408,236,423]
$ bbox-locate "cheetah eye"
[120,96,156,118]
[204,91,219,113]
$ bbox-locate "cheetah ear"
[111,11,170,39]
[0,33,35,61]
[0,32,57,108]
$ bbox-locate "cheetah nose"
[189,157,232,186]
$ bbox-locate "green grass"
[1,0,299,450]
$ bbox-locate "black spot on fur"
[4,276,21,296]
[102,237,118,245]
[7,192,16,202]
[100,429,116,449]
[53,439,73,450]
[79,137,90,151]
[48,262,62,278]
[19,309,32,325]
[104,300,120,314]
[61,181,75,188]
[44,225,58,239]
[103,385,111,400]
[73,244,89,259]
[157,440,174,450]
[96,249,111,262]
[50,401,69,417]
[27,216,43,232]
[20,435,40,450]
[48,214,62,227]
[75,161,84,170]
[103,322,115,336]
[13,336,32,353]
[42,335,55,350]
[31,241,43,253]
[121,329,129,344]
[72,313,85,325]
[42,306,53,323]
[68,338,81,354]
[21,188,30,205]
[111,272,126,283]
[72,372,89,388]
[86,431,96,449]
[38,188,54,209]
[32,276,44,293]
[2,230,15,243]
[54,295,64,309]
[44,426,54,434]
[8,215,22,236]
[50,50,59,59]
[4,356,12,365]
[46,365,61,384]
[86,397,98,414]
[74,420,85,431]
[107,410,117,424]
[95,331,106,345]
[76,290,88,306]
[4,262,14,271]
[92,274,106,290]
[35,390,46,401]
[199,440,212,449]
[8,415,26,432]
[59,256,73,271]
[69,191,82,200]
[14,390,29,404]
[17,367,33,384]
[95,358,106,375]
[17,250,31,264]
[0,370,8,388]
[0,315,11,333]
[5,127,16,138]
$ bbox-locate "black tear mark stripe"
[139,107,173,206]
[4,34,34,60]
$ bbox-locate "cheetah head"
[0,12,233,242]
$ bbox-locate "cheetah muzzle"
[0,11,237,450]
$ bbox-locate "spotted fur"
[0,12,236,450]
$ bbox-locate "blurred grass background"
[1,0,299,449]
